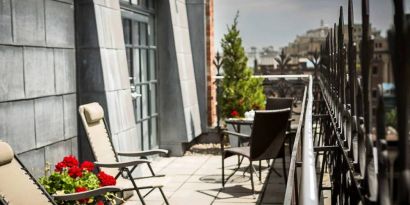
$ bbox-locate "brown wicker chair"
[266,97,295,176]
[78,102,169,205]
[0,141,120,205]
[266,97,294,111]
[222,108,291,195]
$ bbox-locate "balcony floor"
[124,154,287,205]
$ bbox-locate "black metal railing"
[312,0,410,204]
[214,1,409,204]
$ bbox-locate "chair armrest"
[292,111,301,115]
[94,159,150,168]
[117,149,169,157]
[222,130,250,139]
[53,186,121,201]
[286,131,296,135]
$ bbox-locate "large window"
[121,2,158,150]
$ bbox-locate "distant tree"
[220,12,265,118]
[308,50,320,77]
[275,50,291,75]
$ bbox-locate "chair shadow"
[196,185,259,200]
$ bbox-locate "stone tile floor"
[123,155,287,205]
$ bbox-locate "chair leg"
[270,158,282,177]
[258,160,262,181]
[226,161,242,182]
[282,151,287,185]
[125,168,146,205]
[249,162,255,197]
[251,164,259,179]
[158,187,169,205]
[147,163,156,176]
[222,157,225,187]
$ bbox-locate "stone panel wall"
[187,0,207,132]
[157,0,203,155]
[0,0,76,179]
[76,0,139,162]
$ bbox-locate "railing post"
[389,0,410,203]
[213,51,224,187]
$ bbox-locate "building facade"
[247,46,279,74]
[0,0,213,178]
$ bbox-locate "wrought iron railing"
[302,0,409,204]
[214,1,409,204]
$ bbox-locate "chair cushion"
[84,102,104,123]
[0,141,14,166]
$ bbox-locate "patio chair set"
[221,97,296,195]
[0,98,294,204]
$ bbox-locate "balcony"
[0,0,409,205]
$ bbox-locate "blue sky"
[214,0,410,51]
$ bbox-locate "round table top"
[225,118,253,125]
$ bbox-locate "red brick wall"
[206,0,216,127]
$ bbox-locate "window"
[372,66,378,75]
[372,89,378,98]
[121,4,158,150]
[121,0,154,10]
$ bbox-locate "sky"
[214,0,410,51]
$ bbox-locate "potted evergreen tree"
[220,12,265,119]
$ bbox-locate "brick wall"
[206,0,216,127]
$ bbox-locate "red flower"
[75,187,89,204]
[75,186,87,192]
[97,171,116,186]
[54,162,67,172]
[68,166,83,178]
[96,200,104,205]
[80,161,94,172]
[62,155,79,168]
[230,110,239,118]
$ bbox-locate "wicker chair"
[222,108,291,195]
[78,102,169,205]
[0,141,120,205]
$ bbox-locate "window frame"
[121,2,159,150]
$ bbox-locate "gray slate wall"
[186,0,207,132]
[76,0,139,162]
[157,0,203,156]
[0,0,77,179]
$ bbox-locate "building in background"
[283,21,393,123]
[247,46,279,74]
[0,0,214,178]
[283,21,329,65]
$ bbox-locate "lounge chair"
[222,109,291,195]
[0,141,121,205]
[78,102,169,205]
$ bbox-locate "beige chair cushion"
[0,159,52,204]
[0,141,13,166]
[79,103,118,177]
[0,141,51,204]
[83,102,104,123]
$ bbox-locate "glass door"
[122,7,158,150]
